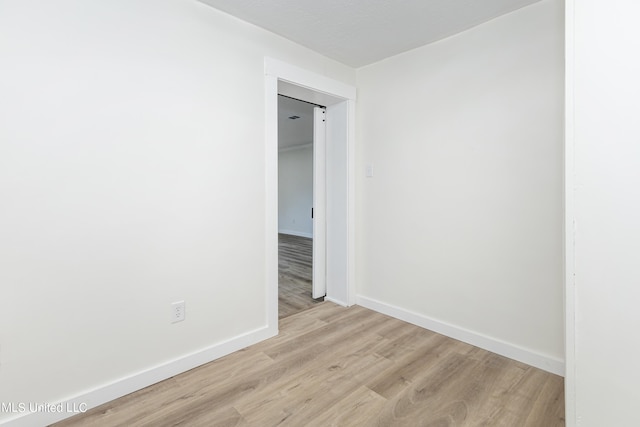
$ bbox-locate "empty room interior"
[1,0,639,426]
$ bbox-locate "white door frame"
[265,57,356,330]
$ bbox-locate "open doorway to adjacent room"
[265,58,356,330]
[277,94,325,318]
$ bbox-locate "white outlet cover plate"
[171,301,185,323]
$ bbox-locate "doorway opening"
[277,95,325,319]
[265,57,356,332]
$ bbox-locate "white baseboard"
[278,229,313,239]
[324,296,348,307]
[356,295,565,377]
[1,325,276,427]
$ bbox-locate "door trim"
[265,57,356,329]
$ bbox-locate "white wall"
[0,1,354,424]
[278,146,313,238]
[566,0,640,425]
[326,101,351,305]
[356,0,565,372]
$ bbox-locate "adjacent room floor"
[278,233,322,319]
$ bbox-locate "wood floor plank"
[375,352,480,426]
[54,302,564,427]
[367,333,463,399]
[241,351,391,426]
[523,374,565,427]
[278,233,322,319]
[262,306,385,361]
[477,366,565,426]
[373,320,437,360]
[303,385,387,427]
[234,315,395,425]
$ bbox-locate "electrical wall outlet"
[171,301,185,323]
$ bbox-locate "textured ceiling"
[198,0,542,67]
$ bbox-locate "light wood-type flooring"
[54,302,564,426]
[278,233,322,319]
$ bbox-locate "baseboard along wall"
[278,229,313,239]
[3,296,564,426]
[356,295,565,377]
[1,326,276,427]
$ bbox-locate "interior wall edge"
[563,0,576,424]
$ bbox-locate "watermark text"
[1,402,88,414]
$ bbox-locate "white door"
[312,107,327,298]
